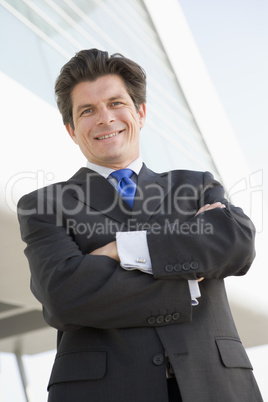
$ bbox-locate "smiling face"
[66,74,146,169]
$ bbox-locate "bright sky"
[179,0,268,200]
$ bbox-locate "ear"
[138,103,146,129]
[65,123,78,144]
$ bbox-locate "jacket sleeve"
[147,171,256,280]
[17,190,192,332]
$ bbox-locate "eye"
[81,108,93,115]
[111,101,122,107]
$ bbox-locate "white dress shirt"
[86,158,201,305]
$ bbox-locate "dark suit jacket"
[17,164,263,402]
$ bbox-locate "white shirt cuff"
[188,280,201,306]
[116,231,152,274]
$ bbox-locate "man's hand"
[89,241,120,262]
[195,202,226,216]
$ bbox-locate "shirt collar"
[86,156,143,179]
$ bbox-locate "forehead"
[71,75,131,106]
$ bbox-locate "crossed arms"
[17,172,255,331]
[90,202,226,270]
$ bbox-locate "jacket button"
[190,261,199,270]
[153,354,165,366]
[182,262,190,270]
[165,264,174,272]
[147,317,156,325]
[174,263,182,272]
[156,315,164,324]
[165,314,173,323]
[172,312,180,321]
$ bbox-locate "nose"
[97,105,115,125]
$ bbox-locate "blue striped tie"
[110,169,136,208]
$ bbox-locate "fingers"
[90,241,120,262]
[197,277,204,282]
[195,202,226,216]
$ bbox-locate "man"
[17,49,263,401]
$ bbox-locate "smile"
[96,131,121,140]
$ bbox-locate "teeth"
[97,131,119,140]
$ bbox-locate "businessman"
[18,49,263,401]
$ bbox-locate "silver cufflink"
[136,258,146,264]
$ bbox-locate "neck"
[91,157,140,171]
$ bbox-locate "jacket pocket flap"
[215,337,252,369]
[48,350,107,387]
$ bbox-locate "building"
[0,0,267,400]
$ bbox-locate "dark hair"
[55,48,146,128]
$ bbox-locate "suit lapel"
[69,168,131,226]
[133,164,174,224]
